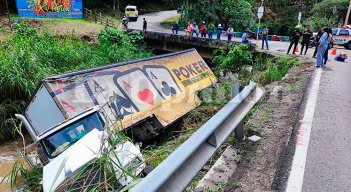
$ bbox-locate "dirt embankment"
[0,16,105,43]
[226,59,315,191]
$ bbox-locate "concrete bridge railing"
[126,29,255,58]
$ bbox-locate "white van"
[125,5,139,21]
[332,26,351,50]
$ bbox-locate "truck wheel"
[345,42,351,50]
[142,165,153,176]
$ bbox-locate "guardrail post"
[232,83,241,98]
[235,120,244,139]
[207,132,217,147]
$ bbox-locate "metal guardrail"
[131,81,265,192]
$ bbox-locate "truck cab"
[332,26,351,49]
[16,106,147,192]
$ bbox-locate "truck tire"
[142,165,153,176]
[345,42,351,50]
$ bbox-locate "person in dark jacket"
[143,18,147,31]
[287,29,301,54]
[300,25,313,55]
[312,29,323,58]
[172,21,180,34]
[216,24,223,40]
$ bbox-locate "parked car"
[125,5,139,21]
[332,26,351,50]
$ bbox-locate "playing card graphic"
[115,68,164,110]
[88,75,139,118]
[144,66,182,99]
[111,91,136,117]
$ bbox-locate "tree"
[182,0,255,31]
[305,0,349,29]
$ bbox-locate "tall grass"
[0,21,153,141]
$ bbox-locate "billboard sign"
[16,0,83,18]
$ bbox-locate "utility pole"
[345,0,351,26]
[256,0,264,48]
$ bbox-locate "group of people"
[286,25,313,55]
[142,18,345,67]
[287,26,334,68]
[171,21,236,41]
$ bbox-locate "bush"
[98,29,130,45]
[260,56,298,84]
[127,30,145,44]
[213,44,253,74]
[13,21,37,37]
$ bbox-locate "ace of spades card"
[144,66,182,99]
[115,68,164,110]
[89,75,138,118]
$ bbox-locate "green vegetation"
[179,0,254,31]
[162,16,180,29]
[212,44,253,74]
[0,21,152,141]
[1,161,42,191]
[305,0,349,30]
[212,45,299,86]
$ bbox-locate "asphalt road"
[129,10,351,191]
[301,52,351,191]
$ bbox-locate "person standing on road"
[216,24,223,40]
[122,16,129,29]
[208,22,215,39]
[300,25,313,55]
[312,29,323,58]
[200,22,207,38]
[143,18,147,31]
[316,27,329,68]
[287,28,301,54]
[227,25,234,42]
[323,27,333,65]
[172,21,180,34]
[191,22,199,37]
[261,26,269,49]
[185,22,192,36]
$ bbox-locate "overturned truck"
[16,49,217,191]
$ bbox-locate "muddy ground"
[224,59,315,191]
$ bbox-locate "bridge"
[127,29,256,59]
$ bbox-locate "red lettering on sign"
[61,100,77,112]
[123,81,132,90]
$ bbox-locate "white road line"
[286,69,322,192]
